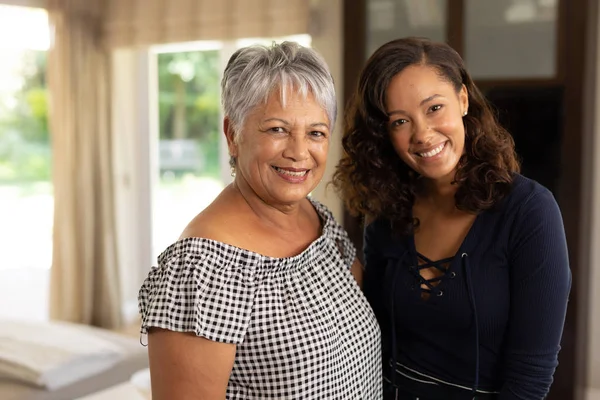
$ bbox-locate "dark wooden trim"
[546,0,590,398]
[446,0,464,55]
[556,0,568,82]
[342,0,366,106]
[573,0,598,397]
[342,0,367,258]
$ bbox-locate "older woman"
[334,37,570,399]
[138,42,381,399]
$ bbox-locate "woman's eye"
[429,105,443,112]
[391,119,408,127]
[310,131,325,138]
[269,127,286,133]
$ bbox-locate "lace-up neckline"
[409,252,455,300]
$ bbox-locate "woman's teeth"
[418,142,445,158]
[274,167,308,176]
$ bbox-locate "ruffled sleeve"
[138,238,259,344]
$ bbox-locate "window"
[151,42,225,261]
[366,0,448,57]
[0,4,51,321]
[464,0,558,79]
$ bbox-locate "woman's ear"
[223,117,237,159]
[459,84,469,115]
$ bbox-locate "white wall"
[308,0,344,223]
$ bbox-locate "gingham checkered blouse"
[138,199,382,399]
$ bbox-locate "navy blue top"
[363,174,571,399]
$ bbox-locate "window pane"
[464,0,558,79]
[0,5,51,321]
[153,49,225,259]
[366,0,448,57]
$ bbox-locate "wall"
[308,0,344,223]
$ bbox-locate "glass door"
[150,42,226,260]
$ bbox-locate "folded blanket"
[0,319,125,390]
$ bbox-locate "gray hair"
[221,41,337,140]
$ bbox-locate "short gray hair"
[221,41,336,139]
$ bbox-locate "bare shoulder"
[179,187,244,243]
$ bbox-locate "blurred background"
[0,0,597,399]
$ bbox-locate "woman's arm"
[499,189,571,399]
[148,328,236,400]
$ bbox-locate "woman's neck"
[230,177,305,232]
[418,176,459,214]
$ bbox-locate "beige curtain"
[103,0,310,48]
[47,0,122,329]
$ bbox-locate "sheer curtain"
[47,0,121,328]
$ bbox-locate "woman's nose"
[411,120,433,145]
[282,136,309,161]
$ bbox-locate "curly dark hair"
[332,37,520,235]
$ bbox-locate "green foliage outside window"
[0,50,49,182]
[157,50,221,179]
[0,49,222,183]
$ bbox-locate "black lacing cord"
[386,251,408,398]
[462,252,481,397]
[399,251,481,398]
[408,253,455,297]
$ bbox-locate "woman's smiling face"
[227,87,330,206]
[386,64,469,183]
